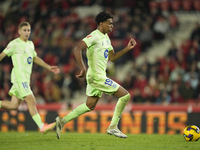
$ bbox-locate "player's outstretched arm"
[33,56,60,74]
[73,41,88,78]
[108,38,137,62]
[0,52,7,62]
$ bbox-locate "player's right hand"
[50,66,60,74]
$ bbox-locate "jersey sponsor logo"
[104,49,108,59]
[87,35,92,38]
[27,57,32,64]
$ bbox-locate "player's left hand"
[50,66,60,74]
[127,38,137,50]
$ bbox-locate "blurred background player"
[55,12,136,139]
[0,22,60,134]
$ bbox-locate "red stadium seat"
[171,0,181,11]
[182,0,192,11]
[169,14,178,28]
[160,1,170,11]
[149,0,159,10]
[193,0,200,11]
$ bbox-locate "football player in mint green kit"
[0,22,60,134]
[55,12,137,139]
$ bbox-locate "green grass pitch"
[0,131,199,150]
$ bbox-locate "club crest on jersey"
[27,57,32,64]
[104,49,108,59]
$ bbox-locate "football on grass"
[183,125,200,141]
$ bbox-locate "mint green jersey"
[83,29,113,80]
[3,38,37,83]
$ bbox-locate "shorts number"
[22,82,28,89]
[105,79,113,86]
[104,79,117,88]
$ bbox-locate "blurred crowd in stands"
[0,0,200,105]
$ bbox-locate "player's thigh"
[113,86,129,98]
[10,95,23,109]
[24,94,36,106]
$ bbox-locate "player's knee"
[86,103,96,111]
[127,93,131,100]
[87,105,95,111]
[30,99,36,106]
[86,97,99,111]
[10,103,20,110]
[120,93,131,103]
[126,93,131,102]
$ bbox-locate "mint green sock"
[64,103,91,123]
[0,101,1,108]
[32,113,44,129]
[111,94,130,125]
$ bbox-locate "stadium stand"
[0,0,200,108]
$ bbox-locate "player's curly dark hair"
[95,12,113,25]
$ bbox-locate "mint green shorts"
[86,76,120,97]
[9,82,33,100]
